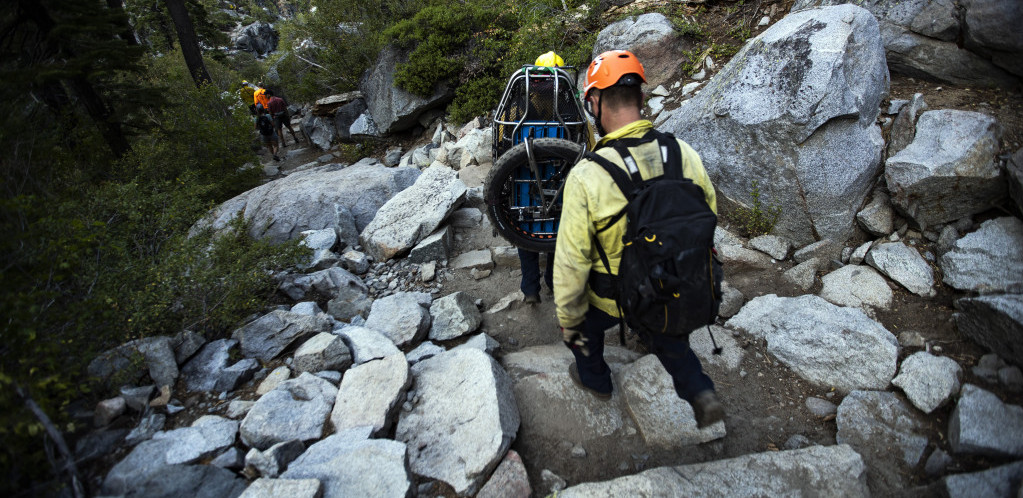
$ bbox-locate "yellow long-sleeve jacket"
[553,120,717,329]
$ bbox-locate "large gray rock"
[949,383,1023,457]
[330,354,410,436]
[326,283,373,321]
[118,464,247,498]
[836,391,930,491]
[87,336,178,388]
[500,345,641,444]
[940,217,1023,294]
[591,13,687,89]
[293,332,352,373]
[726,295,898,392]
[954,294,1023,367]
[360,164,467,261]
[557,444,869,497]
[429,291,482,341]
[280,267,367,302]
[408,226,452,264]
[181,339,259,393]
[748,235,792,260]
[232,311,331,362]
[885,110,1005,228]
[193,162,420,243]
[361,45,453,134]
[961,0,1023,78]
[302,114,336,151]
[332,97,367,143]
[476,450,531,498]
[396,348,520,496]
[102,416,239,495]
[944,460,1023,498]
[865,241,935,297]
[819,264,893,314]
[336,325,401,364]
[793,0,1020,86]
[282,427,412,498]
[621,355,726,448]
[690,325,744,371]
[240,478,321,498]
[662,5,887,245]
[446,129,491,170]
[244,440,305,479]
[299,228,339,271]
[240,373,338,450]
[892,352,962,414]
[364,292,431,348]
[313,92,363,116]
[231,22,278,56]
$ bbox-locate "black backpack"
[586,129,723,340]
[257,114,274,135]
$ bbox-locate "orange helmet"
[582,50,646,98]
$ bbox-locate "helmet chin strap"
[592,94,606,137]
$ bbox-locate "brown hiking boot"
[692,390,725,428]
[568,364,612,401]
[523,293,540,304]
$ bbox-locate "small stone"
[973,366,999,384]
[95,397,126,427]
[227,400,255,419]
[571,445,587,459]
[925,448,952,476]
[806,397,838,418]
[783,434,812,450]
[999,366,1023,392]
[541,469,566,493]
[979,353,1007,370]
[120,385,155,412]
[898,331,926,348]
[149,385,172,407]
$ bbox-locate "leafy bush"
[729,180,783,237]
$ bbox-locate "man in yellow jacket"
[553,50,725,428]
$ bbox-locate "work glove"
[561,327,590,357]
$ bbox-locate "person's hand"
[562,327,590,356]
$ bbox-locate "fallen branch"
[15,384,84,498]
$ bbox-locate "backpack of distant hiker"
[257,114,274,136]
[587,129,723,338]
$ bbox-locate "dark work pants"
[518,249,553,296]
[566,306,715,402]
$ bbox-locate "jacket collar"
[596,120,653,147]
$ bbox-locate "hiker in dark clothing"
[265,90,300,146]
[554,50,725,428]
[255,107,280,161]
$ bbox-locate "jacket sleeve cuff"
[559,319,584,330]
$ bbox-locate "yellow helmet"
[534,51,565,67]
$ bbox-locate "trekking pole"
[706,325,722,355]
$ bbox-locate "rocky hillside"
[76,1,1023,497]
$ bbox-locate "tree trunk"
[165,0,212,88]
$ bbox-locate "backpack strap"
[582,151,633,275]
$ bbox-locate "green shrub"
[729,180,782,237]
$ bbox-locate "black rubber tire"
[484,138,583,253]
